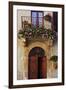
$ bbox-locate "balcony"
[18,16,57,45]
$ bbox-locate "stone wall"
[17,10,53,31]
[17,10,57,79]
[17,38,58,79]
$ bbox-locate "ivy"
[50,56,58,62]
[18,27,57,43]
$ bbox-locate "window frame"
[31,11,44,28]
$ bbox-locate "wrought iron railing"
[18,16,57,45]
[21,16,44,29]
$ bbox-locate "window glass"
[31,11,43,28]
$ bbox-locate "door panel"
[38,57,42,78]
[28,56,47,79]
[28,56,38,79]
[40,56,47,78]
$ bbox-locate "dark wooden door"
[40,56,47,78]
[28,56,38,79]
[28,56,47,79]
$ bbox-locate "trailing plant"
[18,27,57,43]
[50,56,58,62]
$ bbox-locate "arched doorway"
[28,47,47,79]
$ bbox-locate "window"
[31,11,44,28]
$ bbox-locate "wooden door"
[28,56,38,79]
[40,56,47,78]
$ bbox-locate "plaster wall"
[17,38,58,79]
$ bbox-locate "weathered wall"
[17,10,57,79]
[17,10,53,31]
[17,10,31,31]
[17,38,58,79]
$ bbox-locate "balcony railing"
[21,16,45,29]
[18,16,57,45]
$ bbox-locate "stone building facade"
[17,10,58,80]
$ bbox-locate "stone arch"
[28,47,45,57]
[27,42,48,56]
[19,41,50,79]
[24,42,49,79]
